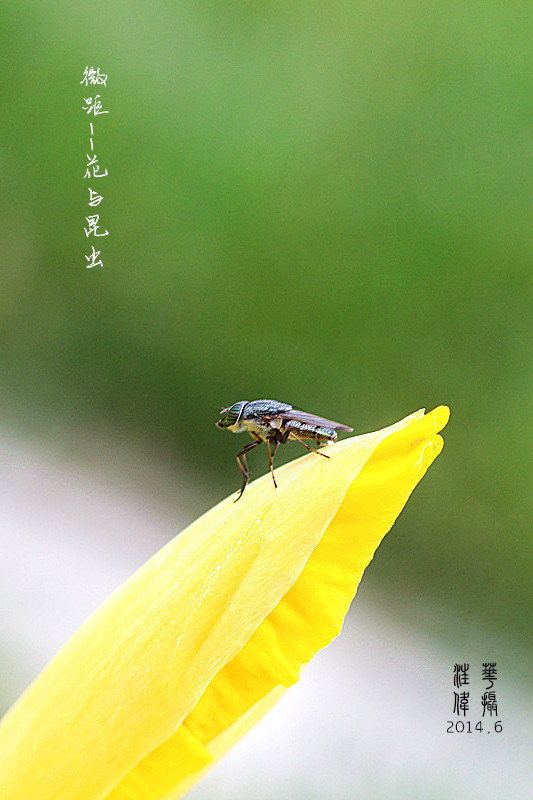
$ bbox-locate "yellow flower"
[0,406,449,800]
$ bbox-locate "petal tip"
[429,405,450,433]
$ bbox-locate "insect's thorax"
[240,400,292,441]
[242,417,276,440]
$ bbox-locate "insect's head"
[216,401,248,431]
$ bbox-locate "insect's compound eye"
[226,402,246,422]
[217,401,247,428]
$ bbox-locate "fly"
[216,399,353,501]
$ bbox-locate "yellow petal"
[0,406,449,800]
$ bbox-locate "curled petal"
[0,406,449,800]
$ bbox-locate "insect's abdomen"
[285,420,337,442]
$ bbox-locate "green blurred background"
[1,0,532,777]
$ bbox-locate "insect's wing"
[274,408,353,432]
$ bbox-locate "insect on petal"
[0,406,450,800]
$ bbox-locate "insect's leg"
[266,439,279,489]
[235,440,263,501]
[289,432,330,459]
